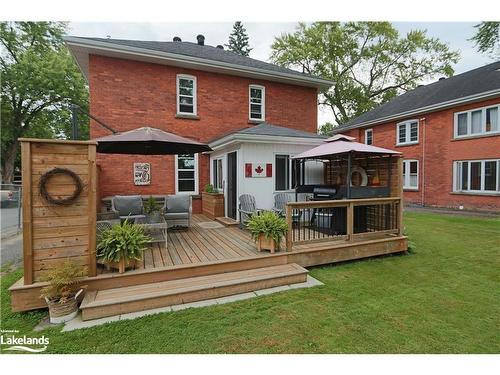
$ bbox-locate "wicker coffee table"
[134,217,168,247]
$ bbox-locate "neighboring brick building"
[334,61,500,212]
[65,35,332,215]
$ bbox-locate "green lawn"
[1,211,499,353]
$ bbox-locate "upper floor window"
[397,120,419,145]
[365,128,373,145]
[177,74,197,115]
[453,159,500,194]
[403,160,419,190]
[175,154,198,194]
[249,85,265,121]
[454,105,500,138]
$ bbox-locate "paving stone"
[62,313,120,332]
[215,292,257,304]
[120,306,173,320]
[288,276,324,289]
[254,285,291,296]
[171,299,218,311]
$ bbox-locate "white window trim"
[453,104,500,139]
[396,120,419,146]
[453,159,500,194]
[403,159,419,191]
[364,128,373,145]
[211,157,224,192]
[249,85,265,121]
[176,74,197,116]
[175,154,199,195]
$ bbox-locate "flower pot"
[146,211,162,223]
[45,289,83,324]
[202,191,225,219]
[105,258,137,274]
[257,234,278,253]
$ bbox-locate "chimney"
[216,45,224,50]
[196,34,205,46]
[438,77,446,81]
[173,36,182,42]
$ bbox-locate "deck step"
[80,263,308,321]
[215,216,239,226]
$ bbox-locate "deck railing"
[285,197,402,251]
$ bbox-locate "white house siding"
[209,141,323,218]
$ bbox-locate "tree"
[226,21,252,56]
[471,22,500,59]
[1,22,88,183]
[271,22,460,126]
[318,122,335,136]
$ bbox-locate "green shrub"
[247,211,288,248]
[204,184,215,193]
[144,196,162,215]
[40,259,85,303]
[96,220,151,263]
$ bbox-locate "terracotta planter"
[256,234,279,253]
[202,191,224,219]
[45,289,83,324]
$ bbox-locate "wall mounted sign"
[245,163,272,178]
[134,163,151,185]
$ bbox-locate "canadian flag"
[245,163,272,178]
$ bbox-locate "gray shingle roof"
[226,123,325,139]
[72,37,328,83]
[337,61,500,130]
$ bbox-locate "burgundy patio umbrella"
[95,126,212,154]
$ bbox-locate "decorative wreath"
[39,168,83,206]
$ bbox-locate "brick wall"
[343,97,500,212]
[89,55,318,212]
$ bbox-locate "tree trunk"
[2,140,19,184]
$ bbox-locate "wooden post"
[397,156,404,236]
[21,141,33,285]
[286,204,293,252]
[347,202,354,242]
[87,144,97,277]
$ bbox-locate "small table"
[134,217,168,247]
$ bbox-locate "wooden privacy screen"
[20,138,97,284]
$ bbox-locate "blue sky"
[69,22,495,125]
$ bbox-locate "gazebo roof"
[291,134,400,159]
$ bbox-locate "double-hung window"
[249,85,265,121]
[453,159,500,193]
[454,105,500,138]
[403,160,419,190]
[177,74,197,115]
[175,154,198,194]
[397,120,419,145]
[212,159,223,191]
[365,128,373,145]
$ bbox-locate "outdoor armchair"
[238,194,261,229]
[111,195,146,221]
[272,192,302,225]
[164,194,192,228]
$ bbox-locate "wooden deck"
[10,213,408,312]
[98,214,264,274]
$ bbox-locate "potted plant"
[202,184,224,219]
[246,211,288,253]
[144,196,163,223]
[96,220,151,273]
[40,259,85,324]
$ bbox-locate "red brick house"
[334,61,500,212]
[65,35,332,217]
